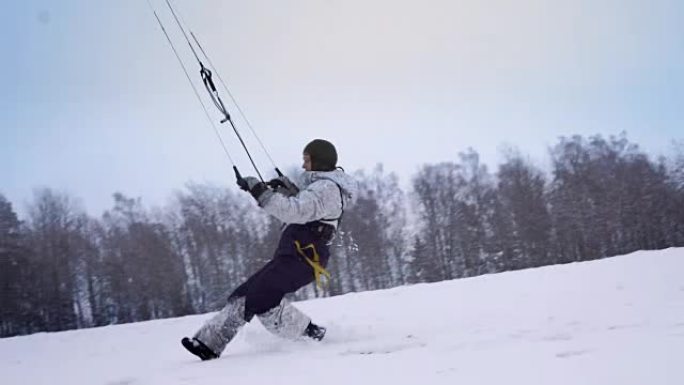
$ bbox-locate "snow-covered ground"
[2,248,683,385]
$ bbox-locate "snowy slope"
[1,248,683,385]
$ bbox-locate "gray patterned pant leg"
[193,296,247,356]
[257,298,311,340]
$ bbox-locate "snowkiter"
[182,139,357,360]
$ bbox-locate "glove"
[237,175,259,191]
[267,175,299,197]
[237,176,269,201]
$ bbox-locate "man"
[182,139,357,360]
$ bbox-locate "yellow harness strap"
[294,240,331,288]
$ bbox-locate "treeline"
[1,134,683,337]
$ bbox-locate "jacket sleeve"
[259,179,341,224]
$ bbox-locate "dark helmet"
[303,139,337,172]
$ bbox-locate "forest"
[2,134,683,337]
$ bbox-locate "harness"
[294,240,332,288]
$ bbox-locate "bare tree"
[336,165,409,291]
[412,149,496,279]
[548,134,681,262]
[0,194,31,336]
[25,189,85,331]
[412,161,465,280]
[495,151,551,269]
[169,183,275,312]
[99,193,190,323]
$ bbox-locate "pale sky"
[2,0,683,216]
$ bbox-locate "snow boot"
[181,337,219,361]
[304,322,326,341]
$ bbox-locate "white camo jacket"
[258,169,358,228]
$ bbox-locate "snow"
[2,248,683,385]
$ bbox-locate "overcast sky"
[2,0,683,216]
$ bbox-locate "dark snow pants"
[229,223,331,321]
[193,223,331,355]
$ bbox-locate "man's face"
[302,153,312,171]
